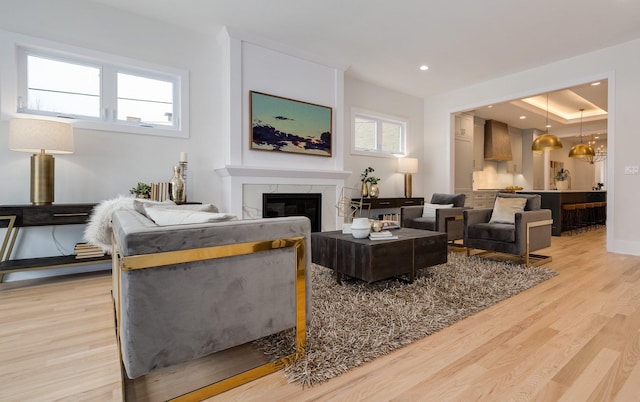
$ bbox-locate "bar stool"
[584,202,597,230]
[574,203,587,232]
[561,203,577,235]
[595,201,606,227]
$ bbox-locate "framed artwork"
[250,91,332,157]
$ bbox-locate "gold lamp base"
[404,173,413,198]
[30,153,55,205]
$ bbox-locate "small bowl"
[351,227,370,239]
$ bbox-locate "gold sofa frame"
[112,236,307,401]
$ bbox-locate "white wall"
[343,77,425,199]
[424,38,640,256]
[215,28,348,227]
[0,0,224,278]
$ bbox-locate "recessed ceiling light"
[520,115,526,119]
[487,105,493,108]
[546,124,552,128]
[591,82,601,86]
[595,136,600,139]
[419,65,429,71]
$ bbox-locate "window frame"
[0,30,189,138]
[351,107,407,158]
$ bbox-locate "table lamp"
[9,118,74,205]
[397,157,419,198]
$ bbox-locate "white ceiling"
[88,0,639,141]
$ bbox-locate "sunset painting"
[250,91,332,157]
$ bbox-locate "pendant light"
[568,109,596,158]
[532,94,563,151]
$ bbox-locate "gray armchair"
[463,193,553,266]
[401,193,468,243]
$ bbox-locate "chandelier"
[580,135,607,164]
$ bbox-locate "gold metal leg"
[1,216,19,284]
[1,215,18,262]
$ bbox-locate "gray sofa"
[110,209,311,381]
[401,193,468,242]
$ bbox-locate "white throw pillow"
[143,206,236,226]
[422,203,454,219]
[488,197,527,224]
[135,200,219,217]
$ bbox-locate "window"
[352,108,407,157]
[24,54,101,118]
[1,31,188,137]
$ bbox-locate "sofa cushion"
[489,196,527,224]
[431,193,466,207]
[496,193,541,211]
[468,222,516,243]
[422,202,453,218]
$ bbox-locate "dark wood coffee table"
[311,228,447,284]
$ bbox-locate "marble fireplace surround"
[215,166,352,232]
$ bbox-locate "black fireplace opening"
[262,193,322,232]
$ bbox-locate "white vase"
[351,218,371,239]
[555,180,569,191]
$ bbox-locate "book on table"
[369,231,398,240]
[74,242,105,259]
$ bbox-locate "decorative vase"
[169,165,186,203]
[361,182,369,198]
[555,180,569,191]
[369,184,380,198]
[351,218,371,239]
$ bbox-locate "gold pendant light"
[568,109,595,158]
[532,94,563,151]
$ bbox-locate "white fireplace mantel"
[215,165,352,231]
[215,165,352,180]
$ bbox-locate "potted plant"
[360,167,374,197]
[366,175,381,198]
[130,182,151,198]
[554,169,570,191]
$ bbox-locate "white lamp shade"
[9,118,74,154]
[397,157,419,173]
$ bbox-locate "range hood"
[484,119,513,161]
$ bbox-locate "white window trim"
[0,30,190,138]
[350,107,408,158]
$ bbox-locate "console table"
[352,197,424,219]
[0,204,109,283]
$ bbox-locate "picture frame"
[250,91,332,157]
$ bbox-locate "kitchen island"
[517,190,606,236]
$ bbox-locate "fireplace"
[262,193,322,232]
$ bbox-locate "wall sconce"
[397,157,419,198]
[9,118,74,205]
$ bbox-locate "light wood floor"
[2,227,640,401]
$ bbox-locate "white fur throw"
[83,196,175,253]
[84,196,228,252]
